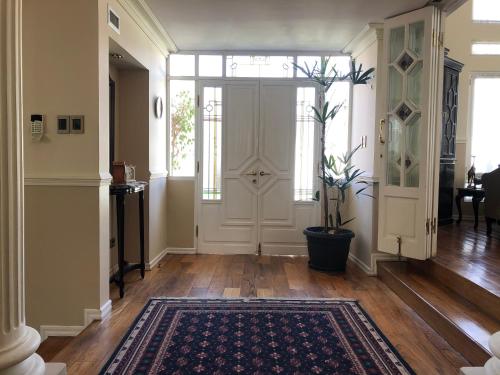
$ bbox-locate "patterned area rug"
[100,298,414,375]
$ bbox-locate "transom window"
[168,53,352,182]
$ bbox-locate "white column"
[0,1,63,374]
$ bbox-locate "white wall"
[344,26,384,273]
[445,1,500,188]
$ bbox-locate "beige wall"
[23,0,168,331]
[167,180,195,248]
[445,1,500,187]
[100,0,168,264]
[25,186,101,328]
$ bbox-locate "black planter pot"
[303,226,355,272]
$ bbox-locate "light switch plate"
[70,115,84,134]
[57,116,70,134]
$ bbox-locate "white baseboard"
[40,299,112,341]
[166,247,197,255]
[146,247,169,270]
[348,252,373,275]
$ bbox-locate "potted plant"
[295,58,375,272]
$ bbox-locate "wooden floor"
[436,221,500,297]
[38,255,469,374]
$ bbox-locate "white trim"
[166,247,197,255]
[146,248,169,270]
[343,23,383,58]
[117,0,177,56]
[149,170,168,180]
[348,252,374,275]
[40,300,112,341]
[24,174,113,187]
[39,326,83,342]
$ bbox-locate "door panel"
[198,80,320,255]
[198,81,259,254]
[378,6,443,259]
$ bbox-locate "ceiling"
[145,0,430,52]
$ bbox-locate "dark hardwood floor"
[38,255,468,374]
[436,221,500,297]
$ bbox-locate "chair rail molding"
[24,173,113,187]
[116,0,177,56]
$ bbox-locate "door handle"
[244,170,257,176]
[259,171,271,176]
[379,119,386,144]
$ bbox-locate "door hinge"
[431,217,437,234]
[257,242,262,256]
[197,95,200,108]
[426,218,430,235]
[195,225,198,237]
[197,161,200,173]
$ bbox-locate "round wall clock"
[154,96,163,119]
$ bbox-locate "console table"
[455,185,485,229]
[110,181,147,298]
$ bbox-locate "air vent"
[108,6,120,34]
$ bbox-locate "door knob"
[259,171,271,176]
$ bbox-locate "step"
[409,258,500,322]
[378,261,500,366]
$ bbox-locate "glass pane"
[199,55,223,77]
[407,61,423,108]
[169,54,195,76]
[296,56,351,78]
[388,66,403,111]
[471,77,500,173]
[294,87,316,201]
[471,43,500,55]
[169,80,195,176]
[409,22,424,58]
[390,27,405,63]
[405,113,421,187]
[473,0,500,21]
[387,115,402,186]
[325,82,350,160]
[226,55,294,78]
[203,87,223,200]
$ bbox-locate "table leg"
[472,196,480,229]
[116,194,125,298]
[139,190,145,279]
[455,192,463,224]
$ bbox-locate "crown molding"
[117,0,177,56]
[343,23,383,58]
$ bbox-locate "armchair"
[481,167,500,236]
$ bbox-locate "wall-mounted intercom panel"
[30,114,44,141]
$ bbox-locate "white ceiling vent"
[108,6,120,34]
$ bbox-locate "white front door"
[197,80,319,254]
[378,6,443,259]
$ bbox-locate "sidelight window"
[202,87,223,200]
[169,80,195,176]
[294,87,316,201]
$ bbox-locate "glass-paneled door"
[378,6,443,260]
